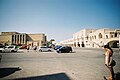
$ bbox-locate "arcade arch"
[107,40,119,48]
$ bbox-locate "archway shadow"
[115,72,120,80]
[0,67,21,78]
[11,73,71,80]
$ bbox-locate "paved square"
[0,48,120,80]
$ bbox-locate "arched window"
[94,35,96,39]
[92,36,94,39]
[86,36,88,40]
[106,35,108,39]
[98,33,102,39]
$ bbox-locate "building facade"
[60,28,120,48]
[0,32,47,46]
[60,38,73,46]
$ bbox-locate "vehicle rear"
[0,46,5,53]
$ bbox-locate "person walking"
[33,46,37,51]
[27,45,30,52]
[93,42,116,80]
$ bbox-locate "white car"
[0,46,5,53]
[4,45,18,52]
[39,46,51,52]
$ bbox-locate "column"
[19,34,21,44]
[24,34,26,44]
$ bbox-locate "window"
[12,35,14,43]
[86,36,88,40]
[94,36,96,39]
[115,33,117,37]
[8,46,14,48]
[111,35,113,38]
[92,36,94,39]
[98,33,102,38]
[106,35,108,39]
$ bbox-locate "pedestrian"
[27,45,30,52]
[94,42,116,80]
[33,46,37,51]
[103,45,116,80]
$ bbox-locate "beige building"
[60,38,73,46]
[0,32,47,46]
[27,33,47,47]
[60,28,120,48]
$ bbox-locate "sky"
[0,0,120,43]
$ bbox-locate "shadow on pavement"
[11,73,71,80]
[115,72,120,80]
[0,67,21,78]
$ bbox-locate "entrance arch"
[107,40,119,48]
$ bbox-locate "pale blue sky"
[0,0,120,42]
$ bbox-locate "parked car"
[0,46,5,53]
[66,46,72,52]
[19,45,27,49]
[39,46,51,52]
[4,45,18,52]
[56,46,72,53]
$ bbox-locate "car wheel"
[48,50,51,51]
[11,50,14,52]
[57,51,59,53]
[39,49,42,52]
[59,51,62,53]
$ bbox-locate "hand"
[105,64,109,67]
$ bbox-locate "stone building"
[27,33,47,47]
[60,28,120,48]
[60,38,73,46]
[89,28,120,48]
[0,32,47,46]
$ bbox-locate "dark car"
[66,46,72,52]
[56,46,72,53]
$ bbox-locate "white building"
[60,28,120,48]
[60,38,73,46]
[89,28,120,48]
[73,29,96,47]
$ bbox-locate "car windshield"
[59,46,65,49]
[8,46,14,48]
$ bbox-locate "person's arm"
[106,51,110,66]
[93,42,103,48]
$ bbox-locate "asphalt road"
[0,48,120,80]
